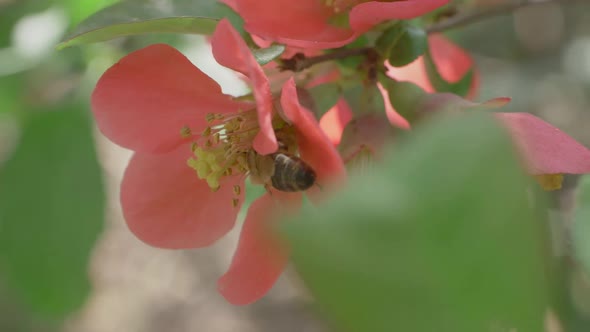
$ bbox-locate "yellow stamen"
[180,126,192,138]
[206,172,220,190]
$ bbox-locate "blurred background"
[0,0,590,331]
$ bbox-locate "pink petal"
[319,99,353,145]
[220,0,238,11]
[496,113,590,175]
[211,19,277,155]
[92,44,245,154]
[280,78,346,186]
[350,0,450,32]
[429,34,479,98]
[120,144,244,249]
[231,0,357,49]
[218,191,302,305]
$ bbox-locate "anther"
[202,127,212,137]
[232,198,239,208]
[233,185,241,196]
[180,126,192,138]
[206,113,216,123]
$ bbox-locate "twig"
[426,0,576,34]
[280,48,372,72]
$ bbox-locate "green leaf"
[285,113,549,332]
[573,175,590,276]
[424,50,474,97]
[342,82,385,115]
[0,105,105,316]
[252,44,285,65]
[379,76,426,123]
[376,22,427,67]
[58,0,230,49]
[308,83,342,117]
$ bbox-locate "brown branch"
[279,48,372,72]
[426,0,577,34]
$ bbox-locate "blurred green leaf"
[252,44,285,65]
[0,75,23,114]
[0,278,58,332]
[308,83,341,117]
[285,113,549,332]
[424,50,474,97]
[63,0,119,25]
[58,0,230,49]
[573,176,590,276]
[0,105,105,317]
[376,22,427,67]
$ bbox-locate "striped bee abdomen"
[270,153,317,192]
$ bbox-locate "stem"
[426,0,575,34]
[280,47,372,72]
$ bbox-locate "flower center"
[186,109,258,189]
[184,108,295,207]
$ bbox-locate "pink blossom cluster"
[91,0,590,305]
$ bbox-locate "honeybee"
[247,141,317,192]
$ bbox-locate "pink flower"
[224,0,449,49]
[91,19,345,304]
